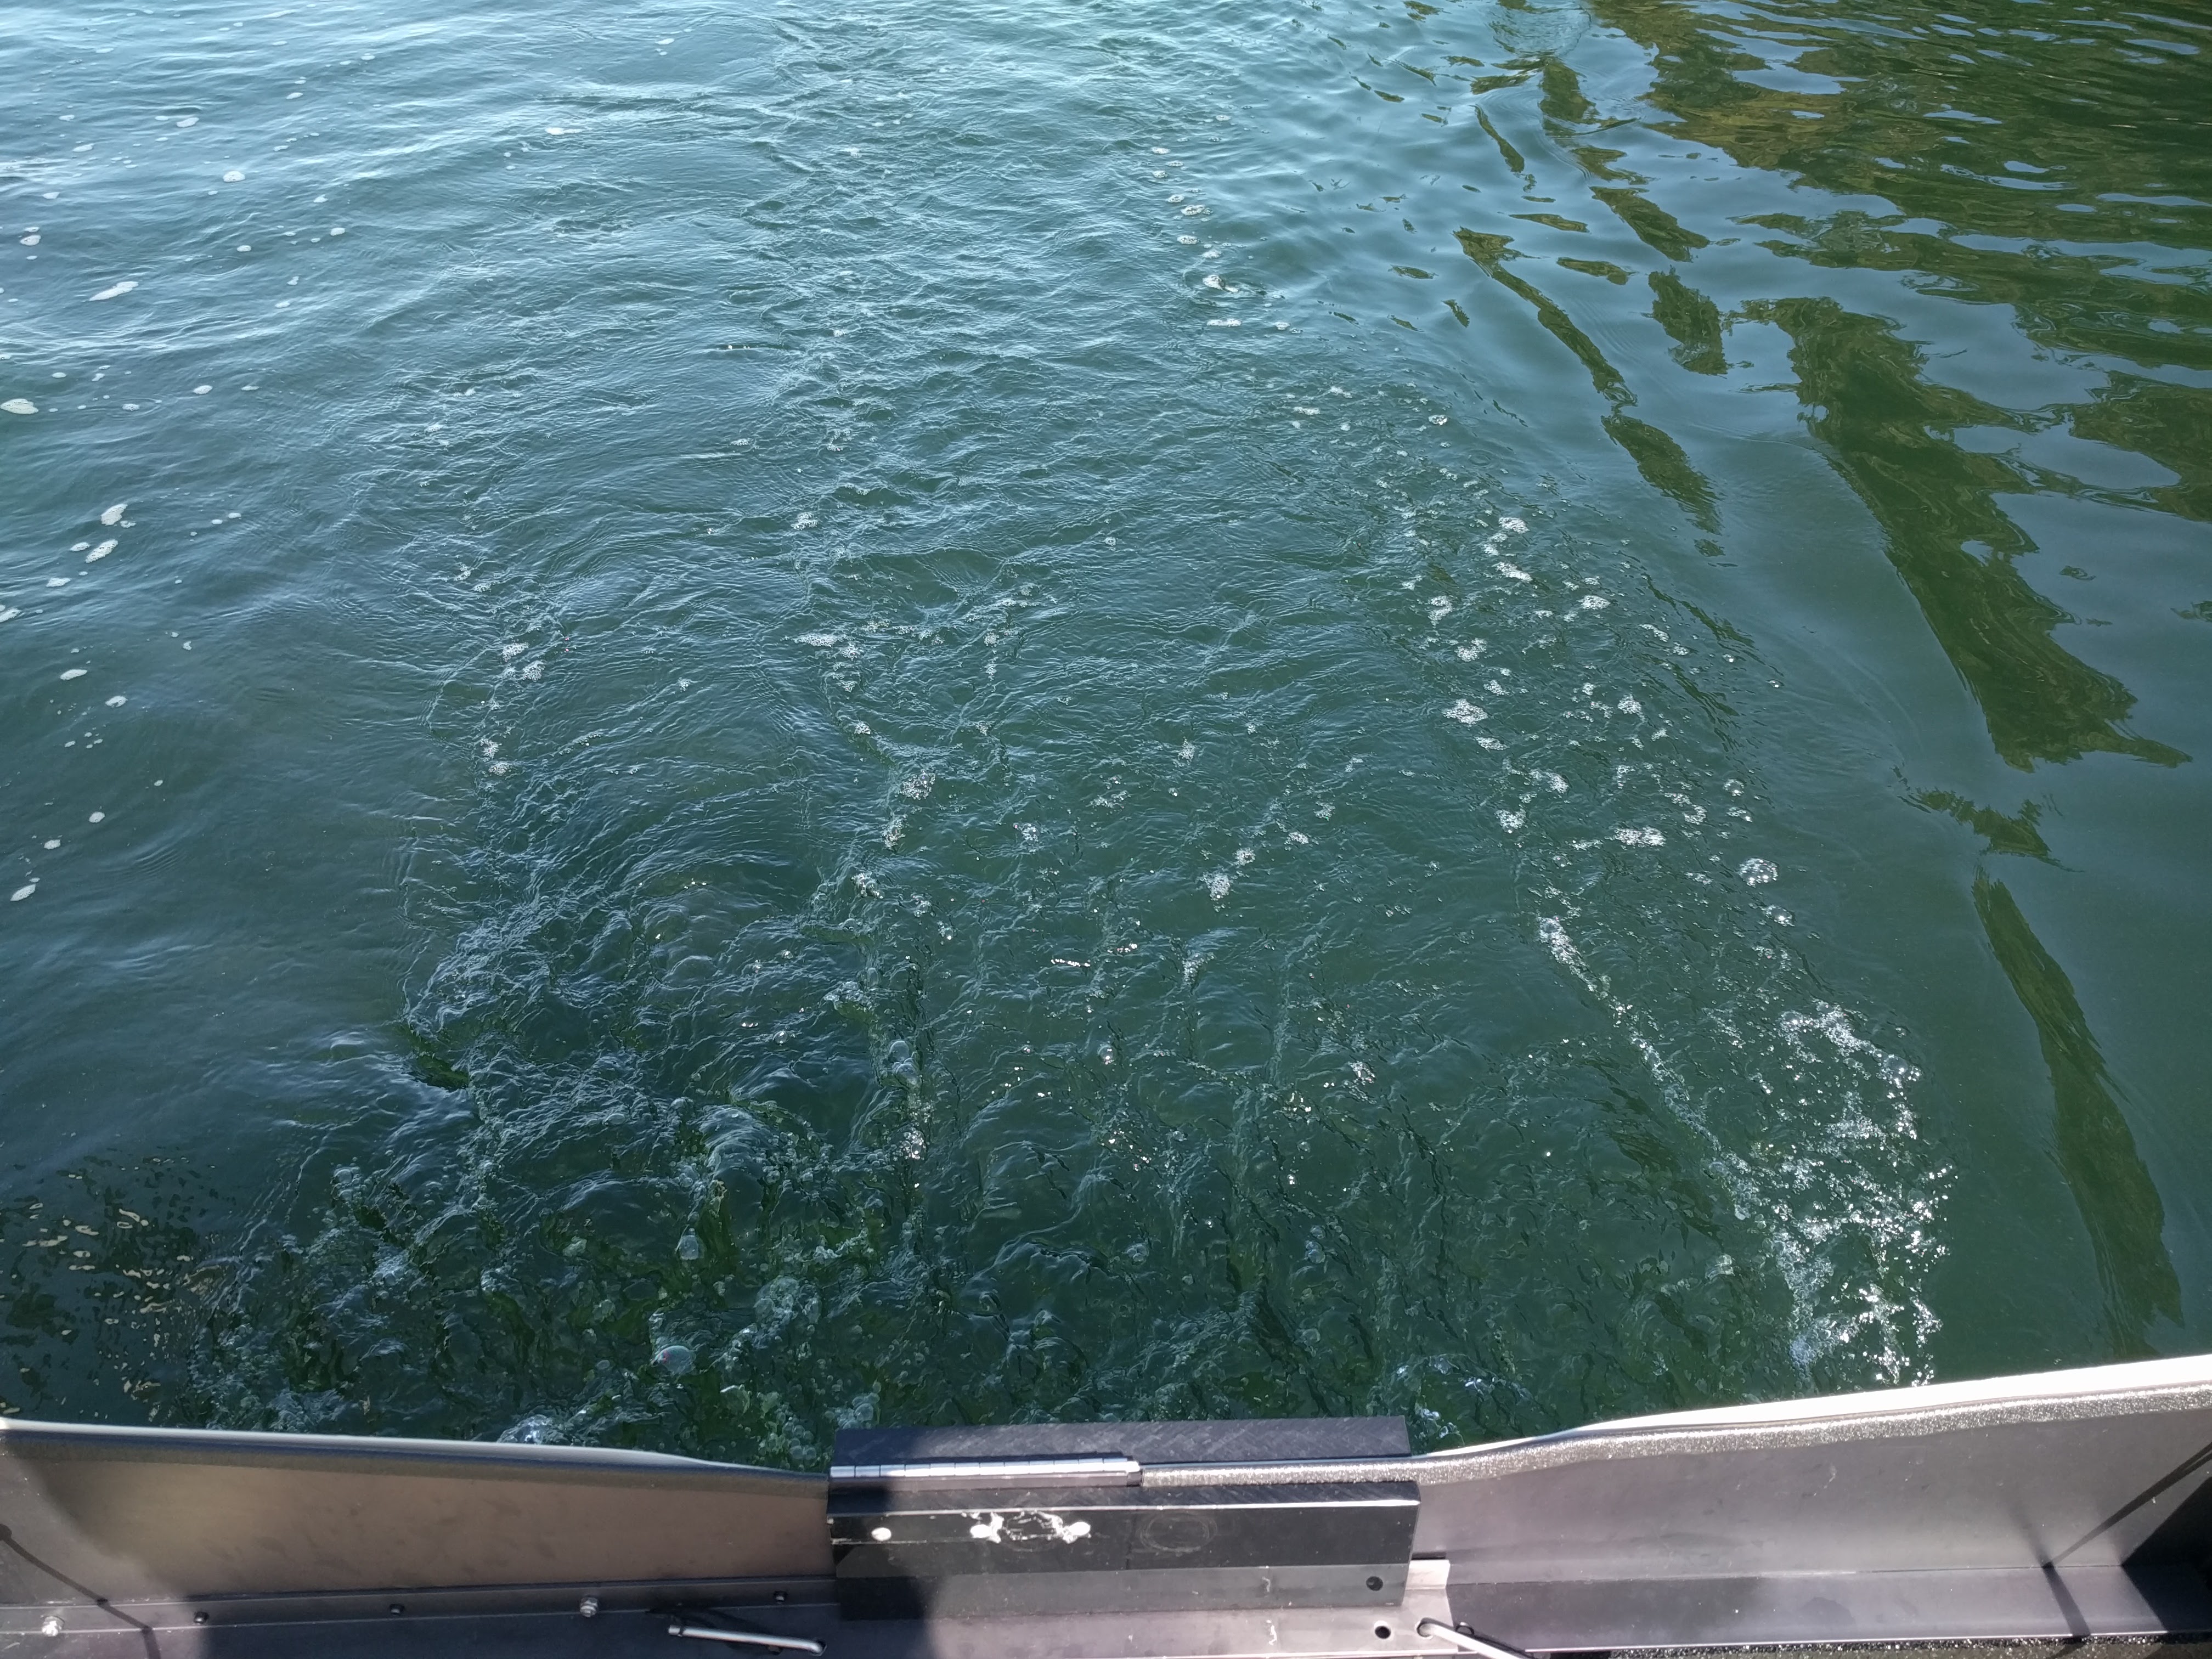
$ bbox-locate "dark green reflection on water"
[1757,296,2183,770]
[1482,0,2202,770]
[1453,227,1723,531]
[1974,877,2180,1352]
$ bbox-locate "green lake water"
[1,0,2207,1461]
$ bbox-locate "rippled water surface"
[2,0,2207,1458]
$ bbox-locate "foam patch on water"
[89,281,137,302]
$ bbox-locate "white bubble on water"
[1476,735,1505,750]
[19,235,38,247]
[1499,516,1527,533]
[86,540,115,562]
[330,226,345,236]
[1234,847,1255,866]
[99,503,125,525]
[1444,699,1487,725]
[1427,595,1453,623]
[1740,857,1779,885]
[89,281,138,302]
[87,811,104,823]
[0,608,17,623]
[792,512,818,529]
[1177,740,1195,762]
[2,399,37,415]
[9,884,33,902]
[1430,414,1448,426]
[46,578,69,589]
[175,116,197,127]
[1203,871,1233,901]
[1498,809,1526,832]
[1537,770,1568,792]
[43,840,59,850]
[193,385,212,395]
[1617,696,1641,715]
[520,660,543,681]
[104,695,125,707]
[1496,562,1532,582]
[60,668,87,680]
[1579,593,1610,610]
[500,642,527,660]
[222,170,244,182]
[1615,826,1664,847]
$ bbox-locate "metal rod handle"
[1417,1617,1533,1659]
[668,1622,825,1654]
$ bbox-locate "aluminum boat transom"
[3,1356,2211,1657]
